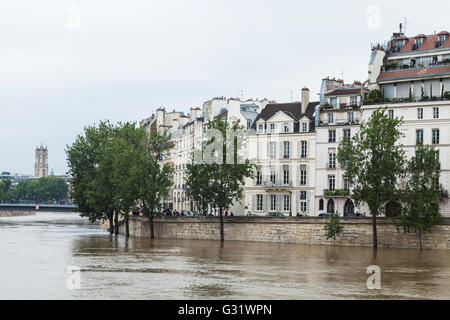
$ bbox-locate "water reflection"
[0,212,449,300]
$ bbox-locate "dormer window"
[258,124,265,134]
[437,31,449,48]
[270,123,275,133]
[283,123,290,133]
[416,38,424,47]
[301,122,309,133]
[413,34,426,50]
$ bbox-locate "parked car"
[266,212,285,217]
[318,213,332,217]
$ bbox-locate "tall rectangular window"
[270,195,277,211]
[350,96,358,105]
[331,98,338,109]
[283,141,290,158]
[417,108,423,119]
[300,191,307,212]
[256,169,262,185]
[270,142,276,159]
[343,128,351,140]
[300,165,307,186]
[284,123,290,133]
[328,113,335,124]
[283,169,290,185]
[257,195,263,211]
[328,152,336,168]
[433,107,439,119]
[301,123,308,132]
[301,141,308,158]
[283,195,290,212]
[347,112,354,123]
[416,129,423,144]
[432,129,440,144]
[270,123,275,133]
[328,175,335,191]
[328,130,336,143]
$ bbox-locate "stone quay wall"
[0,210,36,217]
[101,216,450,250]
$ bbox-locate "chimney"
[301,88,309,114]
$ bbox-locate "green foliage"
[324,213,344,242]
[1,177,68,203]
[395,143,444,249]
[186,116,254,240]
[337,107,405,247]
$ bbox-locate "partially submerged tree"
[338,108,406,248]
[395,143,444,249]
[131,129,174,239]
[187,116,253,241]
[324,213,344,245]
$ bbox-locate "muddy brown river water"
[0,212,449,299]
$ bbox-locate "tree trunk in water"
[149,214,155,239]
[418,230,422,250]
[219,207,224,242]
[108,213,114,235]
[125,218,129,237]
[372,213,377,248]
[114,211,119,235]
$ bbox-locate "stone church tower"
[35,144,48,178]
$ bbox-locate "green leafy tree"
[130,129,174,239]
[338,108,406,248]
[67,121,118,233]
[395,143,444,249]
[187,116,254,241]
[324,213,344,245]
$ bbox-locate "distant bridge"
[0,203,77,213]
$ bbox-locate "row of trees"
[66,116,254,241]
[338,108,444,249]
[0,176,69,203]
[66,121,174,237]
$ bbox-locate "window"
[283,195,290,212]
[301,122,308,132]
[300,191,307,212]
[328,152,336,168]
[328,175,335,191]
[433,107,439,119]
[258,124,264,133]
[327,199,335,214]
[270,142,276,159]
[283,169,290,185]
[319,198,324,211]
[331,98,338,109]
[343,177,350,191]
[300,141,308,158]
[256,169,262,185]
[343,129,351,140]
[416,129,423,144]
[284,123,290,133]
[347,112,354,123]
[270,123,275,133]
[247,120,251,129]
[270,195,277,211]
[257,195,263,211]
[328,113,335,124]
[435,150,440,170]
[283,141,290,158]
[328,130,336,143]
[300,165,307,186]
[388,110,394,119]
[417,108,423,119]
[350,96,358,105]
[270,170,276,184]
[432,129,440,144]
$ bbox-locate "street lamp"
[289,191,292,217]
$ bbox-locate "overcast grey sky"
[0,0,448,175]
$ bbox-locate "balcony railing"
[264,181,293,188]
[324,189,350,197]
[326,162,337,169]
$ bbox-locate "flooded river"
[0,212,449,299]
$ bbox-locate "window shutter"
[262,195,267,211]
[305,165,309,186]
[252,195,256,211]
[297,141,301,158]
[276,194,282,211]
[289,141,292,158]
[267,142,270,159]
[306,191,310,212]
[296,165,300,186]
[295,192,299,213]
[305,141,308,158]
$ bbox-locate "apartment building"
[363,29,450,216]
[315,78,368,216]
[244,88,318,216]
